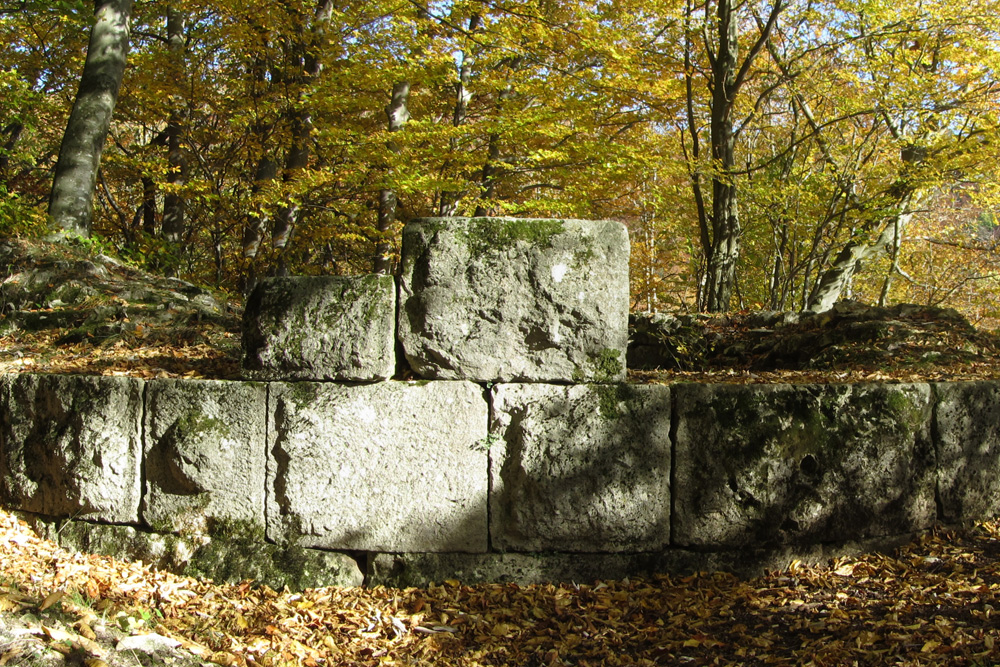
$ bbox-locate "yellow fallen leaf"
[41,625,74,643]
[209,652,238,666]
[38,589,65,611]
[921,640,940,653]
[834,563,855,577]
[0,596,24,612]
[75,621,96,641]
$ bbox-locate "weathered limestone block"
[27,516,363,590]
[673,383,935,548]
[398,217,629,382]
[267,381,488,552]
[242,275,396,381]
[0,374,143,522]
[367,531,916,586]
[369,552,661,587]
[934,382,1000,522]
[490,383,672,552]
[143,379,267,533]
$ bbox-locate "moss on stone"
[183,517,314,589]
[461,218,565,255]
[594,383,633,421]
[284,382,320,411]
[173,412,229,440]
[572,236,596,266]
[592,348,623,383]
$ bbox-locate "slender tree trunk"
[807,194,922,312]
[244,157,278,260]
[703,0,741,312]
[48,0,134,238]
[683,0,710,309]
[140,174,156,235]
[879,213,904,307]
[373,80,411,274]
[269,0,332,276]
[271,108,311,253]
[161,4,187,251]
[473,132,501,216]
[0,122,23,181]
[239,156,277,295]
[696,0,783,311]
[439,14,481,216]
[474,76,516,216]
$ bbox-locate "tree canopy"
[3,0,1000,319]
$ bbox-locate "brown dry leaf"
[75,621,97,640]
[38,589,65,611]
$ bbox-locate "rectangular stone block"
[490,383,671,552]
[367,534,914,586]
[934,381,1000,522]
[369,551,662,588]
[673,383,935,548]
[0,374,143,523]
[398,217,629,383]
[267,381,488,552]
[242,275,396,381]
[143,379,267,534]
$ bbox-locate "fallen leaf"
[38,589,65,611]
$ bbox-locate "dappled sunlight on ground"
[0,509,999,665]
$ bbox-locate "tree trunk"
[48,0,134,238]
[702,0,740,312]
[438,14,481,216]
[271,108,311,253]
[373,80,412,274]
[0,122,23,182]
[140,174,156,235]
[807,195,921,312]
[161,4,187,250]
[239,157,277,296]
[268,0,332,276]
[474,72,517,216]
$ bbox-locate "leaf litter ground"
[0,510,999,666]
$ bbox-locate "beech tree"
[48,0,134,238]
[683,0,785,312]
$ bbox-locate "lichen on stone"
[460,218,565,256]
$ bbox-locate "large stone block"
[143,379,267,533]
[369,552,661,587]
[934,381,1000,522]
[367,531,917,586]
[398,217,629,382]
[673,383,935,548]
[267,381,488,552]
[0,374,143,523]
[490,383,671,552]
[242,275,396,381]
[26,516,363,591]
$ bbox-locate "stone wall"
[2,217,999,590]
[4,373,1000,590]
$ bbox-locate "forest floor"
[4,238,1000,665]
[1,508,1000,666]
